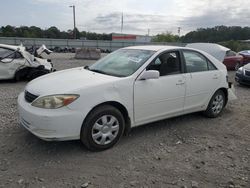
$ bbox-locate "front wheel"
[204,90,226,118]
[81,105,125,151]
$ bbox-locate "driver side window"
[147,51,182,76]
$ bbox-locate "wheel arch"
[14,67,30,81]
[218,87,228,107]
[82,101,131,135]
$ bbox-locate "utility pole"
[178,27,181,37]
[147,28,150,36]
[69,5,76,39]
[121,12,124,33]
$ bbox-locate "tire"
[235,62,240,71]
[81,105,125,151]
[28,70,48,80]
[204,90,225,118]
[14,68,29,82]
[14,71,21,82]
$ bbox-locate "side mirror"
[139,70,159,80]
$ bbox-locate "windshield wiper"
[89,68,108,75]
[87,67,123,77]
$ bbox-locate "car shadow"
[22,132,88,154]
[237,83,250,88]
[20,112,204,155]
[0,79,28,84]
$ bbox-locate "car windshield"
[88,49,155,77]
[0,48,14,59]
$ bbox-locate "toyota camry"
[18,46,234,151]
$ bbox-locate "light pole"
[178,27,181,37]
[69,5,76,39]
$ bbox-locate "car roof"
[124,45,184,51]
[124,45,227,71]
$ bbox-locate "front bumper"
[235,73,250,85]
[18,92,84,141]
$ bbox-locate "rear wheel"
[204,90,225,118]
[81,105,125,151]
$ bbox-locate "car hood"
[25,67,120,96]
[243,63,250,70]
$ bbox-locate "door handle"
[213,74,219,79]
[176,80,185,85]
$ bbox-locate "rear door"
[182,50,221,113]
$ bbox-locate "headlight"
[32,94,79,109]
[237,67,243,74]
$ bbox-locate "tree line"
[153,26,250,51]
[181,26,250,43]
[1,25,250,43]
[1,25,250,51]
[0,25,112,40]
[152,26,250,43]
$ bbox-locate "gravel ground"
[0,53,249,188]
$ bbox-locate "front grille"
[245,70,250,77]
[24,91,38,103]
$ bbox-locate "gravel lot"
[0,53,249,188]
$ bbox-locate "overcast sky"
[1,0,250,35]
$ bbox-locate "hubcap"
[91,115,119,145]
[211,94,224,115]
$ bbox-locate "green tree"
[182,25,250,43]
[152,32,179,42]
[44,26,61,38]
[1,25,16,37]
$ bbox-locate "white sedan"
[18,46,232,151]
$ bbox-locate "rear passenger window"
[208,61,217,70]
[183,51,216,73]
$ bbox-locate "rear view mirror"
[139,70,159,80]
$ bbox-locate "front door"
[134,51,186,125]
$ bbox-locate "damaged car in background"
[0,44,55,81]
[18,45,236,151]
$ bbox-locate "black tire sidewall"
[14,72,21,82]
[81,105,125,151]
